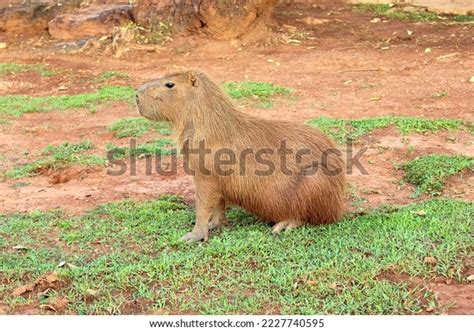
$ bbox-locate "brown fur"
[136,71,346,241]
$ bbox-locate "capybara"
[136,71,346,242]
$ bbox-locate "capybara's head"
[136,71,211,122]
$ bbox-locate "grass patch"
[0,63,59,77]
[3,140,105,179]
[0,86,135,117]
[108,118,172,138]
[400,154,473,196]
[95,71,130,82]
[0,197,472,314]
[106,139,175,159]
[307,116,466,144]
[223,81,293,108]
[434,91,448,98]
[452,15,474,22]
[354,4,439,22]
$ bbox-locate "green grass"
[0,63,59,77]
[3,140,105,179]
[0,86,135,117]
[434,91,448,98]
[452,15,474,22]
[223,81,293,108]
[108,118,172,138]
[0,197,472,314]
[400,154,474,196]
[307,116,466,144]
[354,4,439,22]
[95,71,130,82]
[106,139,175,160]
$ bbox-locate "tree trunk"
[133,0,278,40]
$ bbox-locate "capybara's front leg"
[180,186,222,242]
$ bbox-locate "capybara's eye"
[165,82,175,89]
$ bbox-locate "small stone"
[467,275,474,282]
[0,43,7,49]
[370,18,381,23]
[425,48,431,53]
[469,76,474,83]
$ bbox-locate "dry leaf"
[412,210,427,216]
[424,256,437,265]
[39,304,57,312]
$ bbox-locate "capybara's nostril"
[135,94,140,104]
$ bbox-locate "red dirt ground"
[0,0,473,314]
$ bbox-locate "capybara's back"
[136,71,346,241]
[215,117,346,225]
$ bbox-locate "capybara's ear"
[188,71,198,87]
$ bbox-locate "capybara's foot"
[272,220,303,234]
[180,230,209,242]
[208,216,229,230]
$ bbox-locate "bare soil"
[0,0,473,314]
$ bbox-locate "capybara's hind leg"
[272,220,304,234]
[208,199,228,230]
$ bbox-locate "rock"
[468,76,474,83]
[0,3,61,35]
[370,18,381,23]
[0,43,6,49]
[48,5,134,40]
